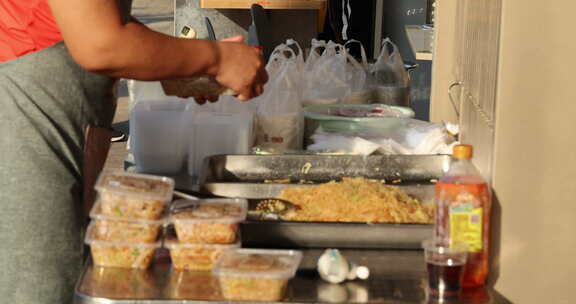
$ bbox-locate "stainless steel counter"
[74,249,510,304]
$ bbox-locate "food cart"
[74,2,512,303]
[74,155,510,303]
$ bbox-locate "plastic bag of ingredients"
[266,39,304,81]
[370,38,409,87]
[254,40,305,152]
[341,39,371,105]
[303,39,326,74]
[160,27,236,98]
[307,119,456,156]
[369,38,410,106]
[301,41,351,106]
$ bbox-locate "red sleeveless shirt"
[0,0,62,62]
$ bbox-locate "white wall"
[431,1,576,303]
[493,1,576,303]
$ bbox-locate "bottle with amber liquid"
[434,144,491,288]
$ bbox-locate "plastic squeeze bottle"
[434,144,491,288]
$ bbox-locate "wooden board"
[200,0,327,31]
[200,0,326,10]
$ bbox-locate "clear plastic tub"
[89,201,165,243]
[130,99,192,174]
[165,270,221,300]
[212,248,303,301]
[85,223,161,269]
[80,266,158,298]
[164,237,240,271]
[169,199,247,244]
[188,112,254,178]
[95,171,174,220]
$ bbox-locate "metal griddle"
[197,154,449,249]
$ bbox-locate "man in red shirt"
[0,1,267,304]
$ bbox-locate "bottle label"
[449,202,483,252]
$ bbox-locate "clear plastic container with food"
[212,248,303,302]
[79,266,158,298]
[85,223,161,269]
[169,199,247,244]
[165,237,240,271]
[89,201,165,243]
[95,171,174,220]
[165,270,221,300]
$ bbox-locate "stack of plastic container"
[130,99,192,174]
[188,111,255,179]
[85,172,175,269]
[165,198,247,271]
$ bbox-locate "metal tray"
[198,154,450,249]
[74,248,511,304]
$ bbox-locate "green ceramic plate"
[304,104,415,133]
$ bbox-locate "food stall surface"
[74,249,510,304]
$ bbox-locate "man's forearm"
[87,21,221,80]
[48,0,220,80]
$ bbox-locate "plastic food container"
[80,266,158,298]
[90,201,165,243]
[165,270,221,300]
[169,198,247,244]
[85,223,161,269]
[165,238,240,271]
[188,112,254,178]
[212,249,303,302]
[95,171,174,220]
[130,99,192,174]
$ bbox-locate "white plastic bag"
[307,131,381,155]
[306,119,456,155]
[302,41,351,106]
[303,39,326,74]
[254,40,305,152]
[370,38,409,88]
[341,39,371,104]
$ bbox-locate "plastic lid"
[163,237,241,250]
[169,199,248,223]
[95,171,175,202]
[89,201,167,225]
[355,266,370,280]
[453,144,473,159]
[84,223,162,248]
[212,249,303,279]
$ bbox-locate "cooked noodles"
[278,177,433,223]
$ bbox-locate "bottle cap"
[355,266,370,280]
[453,144,473,159]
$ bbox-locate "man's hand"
[212,38,268,101]
[180,35,268,104]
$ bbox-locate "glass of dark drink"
[422,239,468,300]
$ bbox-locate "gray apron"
[0,2,131,303]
